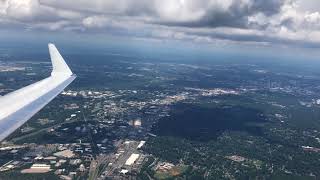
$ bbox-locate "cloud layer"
[0,0,320,48]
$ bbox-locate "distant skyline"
[0,0,320,59]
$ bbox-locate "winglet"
[48,43,73,76]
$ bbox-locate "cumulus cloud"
[0,0,319,48]
[0,0,83,22]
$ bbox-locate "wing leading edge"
[0,44,76,142]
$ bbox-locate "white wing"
[0,43,76,142]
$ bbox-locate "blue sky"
[0,0,320,61]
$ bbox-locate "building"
[21,164,51,173]
[54,149,75,158]
[137,141,146,149]
[125,154,140,166]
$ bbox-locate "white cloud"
[0,0,319,48]
[82,16,109,28]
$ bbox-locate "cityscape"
[0,57,320,179]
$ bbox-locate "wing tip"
[48,43,74,76]
[48,43,57,50]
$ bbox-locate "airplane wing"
[0,44,76,142]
